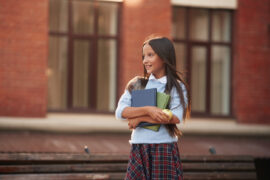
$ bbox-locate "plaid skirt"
[125,142,184,180]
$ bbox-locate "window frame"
[172,6,235,119]
[48,0,122,114]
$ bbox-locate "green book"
[157,92,171,109]
[143,92,171,131]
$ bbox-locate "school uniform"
[115,73,187,180]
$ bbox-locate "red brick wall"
[118,0,171,97]
[0,0,48,117]
[233,0,270,124]
[1,0,269,124]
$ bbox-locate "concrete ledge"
[181,118,270,136]
[0,113,270,136]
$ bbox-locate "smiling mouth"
[145,65,152,69]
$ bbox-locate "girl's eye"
[148,53,153,57]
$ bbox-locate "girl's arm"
[121,107,149,119]
[128,115,180,129]
[122,106,169,122]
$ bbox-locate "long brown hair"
[143,36,191,138]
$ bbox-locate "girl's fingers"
[160,112,169,122]
[157,114,165,122]
[164,113,170,122]
[155,115,160,122]
[151,109,170,122]
[128,121,133,129]
[156,115,163,122]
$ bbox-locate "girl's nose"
[143,57,148,64]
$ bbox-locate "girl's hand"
[128,118,140,129]
[146,106,170,123]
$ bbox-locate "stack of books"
[131,88,171,131]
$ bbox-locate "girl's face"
[142,43,165,79]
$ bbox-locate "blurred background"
[0,0,270,171]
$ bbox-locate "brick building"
[0,0,269,124]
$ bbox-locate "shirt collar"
[149,73,167,84]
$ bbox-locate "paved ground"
[0,131,270,158]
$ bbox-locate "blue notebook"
[131,88,157,127]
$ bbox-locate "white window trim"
[171,0,237,9]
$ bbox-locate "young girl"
[115,36,191,180]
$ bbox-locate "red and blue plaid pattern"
[125,142,183,180]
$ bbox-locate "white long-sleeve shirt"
[115,74,187,144]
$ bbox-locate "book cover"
[146,92,171,131]
[131,88,158,128]
[131,88,157,107]
[131,89,171,132]
[157,92,171,109]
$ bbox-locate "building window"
[48,0,121,112]
[172,7,233,117]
